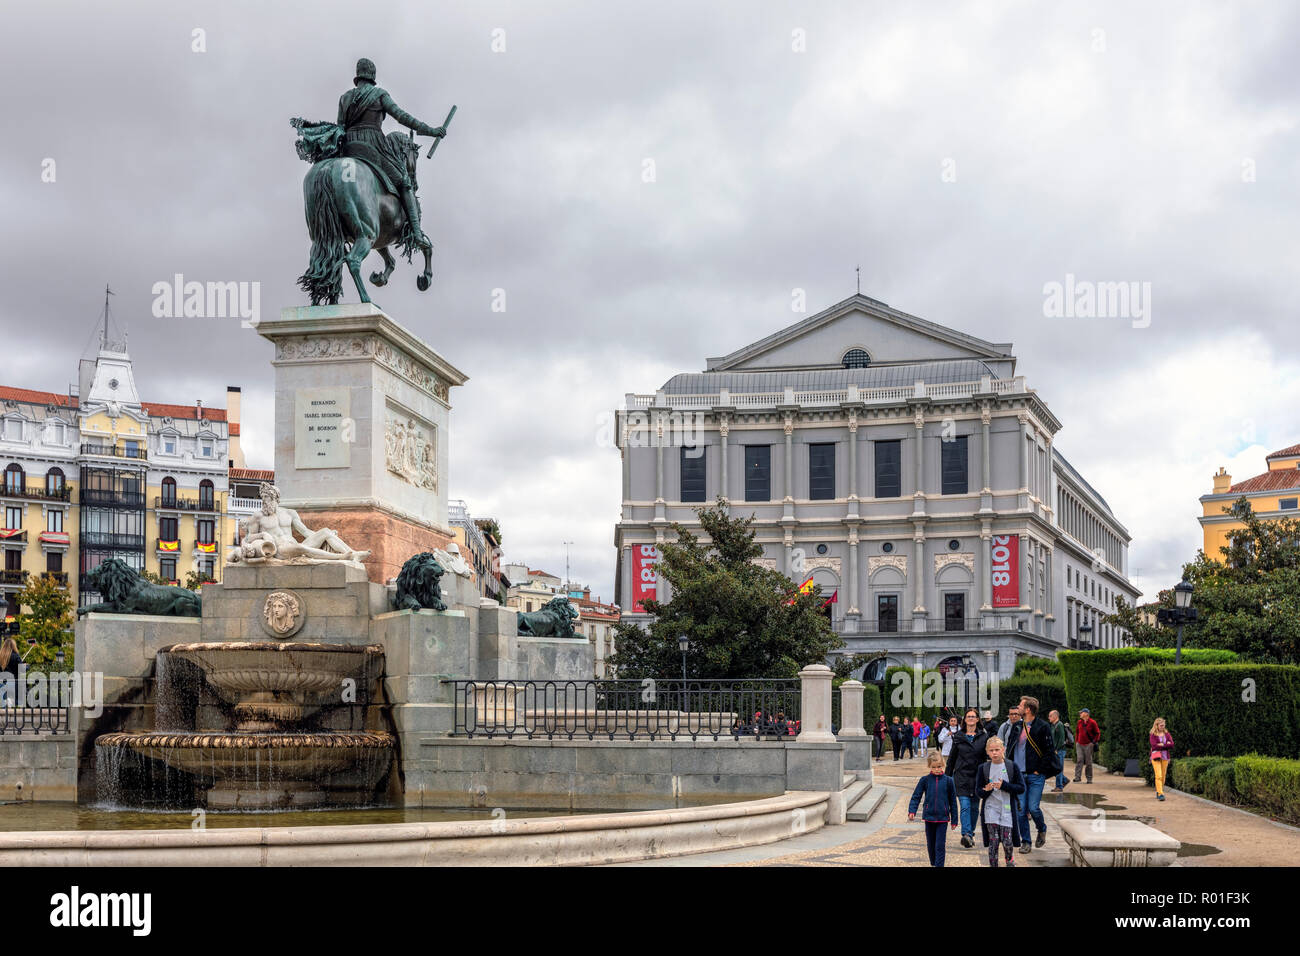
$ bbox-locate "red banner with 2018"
[991,533,1020,608]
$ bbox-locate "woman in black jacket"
[944,707,989,848]
[976,735,1026,867]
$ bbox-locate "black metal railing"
[80,443,147,460]
[154,495,217,512]
[80,489,146,509]
[0,483,72,503]
[853,617,1017,634]
[0,570,27,586]
[0,706,71,735]
[448,679,802,741]
[79,532,146,550]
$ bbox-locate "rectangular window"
[201,442,213,458]
[4,550,19,571]
[164,438,176,455]
[46,551,62,573]
[679,446,706,502]
[159,557,176,582]
[159,516,178,541]
[808,443,835,500]
[1281,498,1298,511]
[874,440,901,498]
[877,594,899,633]
[46,510,63,533]
[124,439,140,458]
[4,507,20,530]
[4,420,21,441]
[941,435,969,495]
[197,520,215,545]
[744,445,771,502]
[944,593,966,631]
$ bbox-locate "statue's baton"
[427,104,457,159]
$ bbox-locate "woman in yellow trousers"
[1149,717,1174,801]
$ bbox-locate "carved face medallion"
[261,590,305,638]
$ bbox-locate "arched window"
[3,463,23,496]
[199,479,214,510]
[45,467,65,497]
[161,476,177,507]
[841,348,870,369]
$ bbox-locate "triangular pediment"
[706,294,1014,373]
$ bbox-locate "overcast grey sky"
[3,1,1297,602]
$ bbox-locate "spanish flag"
[159,540,179,552]
[197,541,216,554]
[787,575,816,605]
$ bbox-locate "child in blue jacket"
[908,750,960,866]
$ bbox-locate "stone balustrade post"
[796,664,835,743]
[837,678,872,780]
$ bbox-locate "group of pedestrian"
[908,696,1063,867]
[730,710,800,737]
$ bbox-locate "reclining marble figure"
[228,482,371,567]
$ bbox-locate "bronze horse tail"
[298,166,349,306]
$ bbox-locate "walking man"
[1048,709,1070,792]
[1074,707,1101,784]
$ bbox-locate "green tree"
[13,573,74,668]
[1108,498,1300,663]
[608,499,843,679]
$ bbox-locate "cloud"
[3,0,1297,603]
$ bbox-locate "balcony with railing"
[0,482,72,503]
[0,570,28,587]
[80,442,147,461]
[155,495,218,513]
[80,488,146,509]
[78,531,146,551]
[847,616,1023,635]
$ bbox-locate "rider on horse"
[336,58,445,244]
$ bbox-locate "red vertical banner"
[990,534,1020,608]
[631,544,660,613]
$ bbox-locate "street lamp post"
[678,634,689,682]
[1157,579,1197,664]
[1078,620,1093,650]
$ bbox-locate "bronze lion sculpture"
[516,596,580,639]
[392,552,447,612]
[77,559,202,617]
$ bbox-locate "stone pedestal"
[255,304,468,584]
[201,563,387,645]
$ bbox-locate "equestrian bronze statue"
[292,58,456,305]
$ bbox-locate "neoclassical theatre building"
[613,294,1140,680]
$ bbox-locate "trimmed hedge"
[862,682,882,725]
[1165,754,1300,825]
[995,675,1068,725]
[1058,648,1238,737]
[1128,663,1300,761]
[1233,755,1300,826]
[881,666,989,723]
[1013,656,1061,678]
[1101,668,1141,771]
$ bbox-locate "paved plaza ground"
[613,750,1300,867]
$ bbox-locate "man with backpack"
[1007,697,1059,852]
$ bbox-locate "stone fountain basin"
[164,642,384,702]
[96,731,395,783]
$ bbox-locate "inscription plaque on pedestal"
[295,387,351,469]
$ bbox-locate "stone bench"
[1058,817,1180,867]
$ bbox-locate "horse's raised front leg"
[417,235,433,291]
[370,247,397,288]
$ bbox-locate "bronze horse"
[299,132,432,306]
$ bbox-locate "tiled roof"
[1229,468,1300,494]
[141,402,227,423]
[528,569,560,578]
[0,386,75,407]
[0,386,228,423]
[230,467,274,481]
[229,423,241,436]
[1266,443,1300,461]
